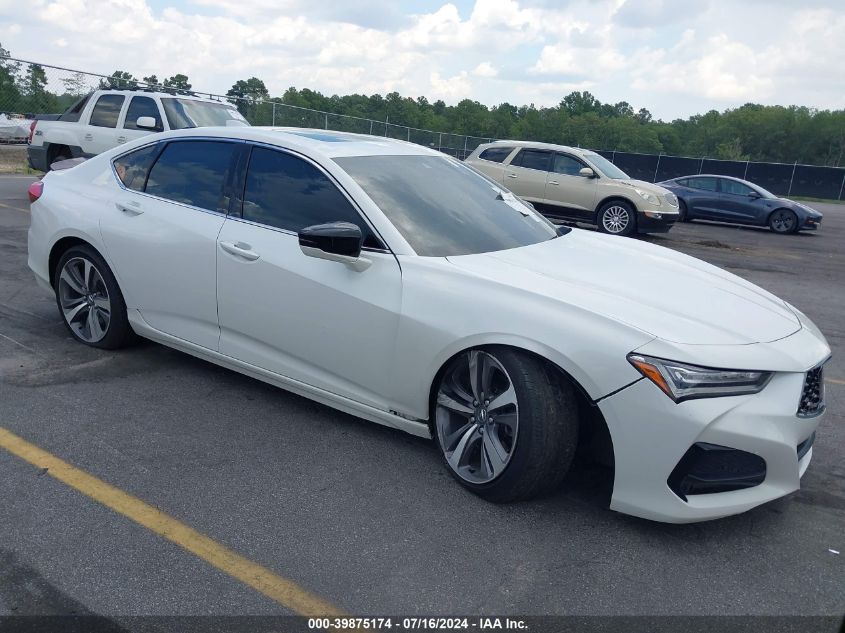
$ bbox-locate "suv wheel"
[597,201,636,236]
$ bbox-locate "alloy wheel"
[770,209,796,233]
[435,350,519,484]
[602,205,630,234]
[57,257,111,343]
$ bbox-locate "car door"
[118,95,165,144]
[100,139,240,349]
[83,94,126,154]
[216,144,402,408]
[543,152,597,220]
[717,178,765,223]
[501,149,552,205]
[682,176,721,219]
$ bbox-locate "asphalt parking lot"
[0,175,843,620]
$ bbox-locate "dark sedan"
[659,175,823,234]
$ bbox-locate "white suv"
[467,140,679,236]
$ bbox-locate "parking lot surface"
[1,175,843,617]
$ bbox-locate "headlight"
[627,353,773,402]
[634,188,659,205]
[663,192,679,207]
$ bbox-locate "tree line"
[1,44,843,167]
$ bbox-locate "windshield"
[161,98,248,129]
[335,155,559,257]
[751,182,778,199]
[583,151,630,180]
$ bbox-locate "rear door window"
[123,96,163,132]
[113,144,160,191]
[89,95,125,128]
[686,177,718,192]
[511,149,552,172]
[145,140,238,212]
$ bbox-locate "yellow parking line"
[0,201,29,213]
[826,378,845,386]
[0,426,344,617]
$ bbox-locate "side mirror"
[136,116,158,130]
[748,191,761,199]
[298,222,370,271]
[579,167,596,178]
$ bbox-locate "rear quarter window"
[113,144,160,191]
[478,147,513,163]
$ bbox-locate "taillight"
[28,120,37,144]
[28,181,43,203]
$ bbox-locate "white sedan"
[27,127,830,523]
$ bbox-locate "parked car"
[27,90,248,171]
[466,140,679,236]
[659,175,823,234]
[27,127,829,523]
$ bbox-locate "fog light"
[644,211,662,219]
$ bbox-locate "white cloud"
[473,62,498,78]
[0,0,841,119]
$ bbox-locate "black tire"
[678,199,689,222]
[596,200,636,236]
[768,208,799,234]
[433,347,579,503]
[54,244,135,349]
[48,147,72,171]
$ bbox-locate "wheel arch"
[426,341,616,469]
[48,235,105,288]
[593,195,638,224]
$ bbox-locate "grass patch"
[0,145,42,175]
[791,196,844,205]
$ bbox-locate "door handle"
[115,201,143,216]
[84,133,93,141]
[506,173,517,178]
[117,136,127,143]
[548,180,559,185]
[220,241,260,261]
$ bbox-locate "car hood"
[613,179,672,196]
[779,198,823,217]
[446,230,801,346]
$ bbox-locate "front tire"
[54,245,134,349]
[768,208,799,234]
[678,199,689,222]
[597,200,636,236]
[434,347,579,503]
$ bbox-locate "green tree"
[99,70,138,90]
[163,73,191,94]
[226,77,269,120]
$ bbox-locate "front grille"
[668,443,766,501]
[797,365,825,417]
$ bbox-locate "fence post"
[838,172,845,201]
[438,132,442,152]
[611,150,616,164]
[653,153,662,183]
[787,161,798,196]
[699,157,704,174]
[385,116,389,137]
[743,160,749,180]
[272,102,276,126]
[463,136,468,160]
[325,113,328,130]
[407,127,410,142]
[369,120,373,135]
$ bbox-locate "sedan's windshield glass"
[752,183,778,199]
[335,155,559,257]
[583,151,630,180]
[161,98,248,129]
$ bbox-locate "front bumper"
[598,324,830,523]
[636,208,678,233]
[800,216,821,231]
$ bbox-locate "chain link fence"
[2,56,843,198]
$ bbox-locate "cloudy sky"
[1,0,843,120]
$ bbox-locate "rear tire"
[768,208,799,234]
[54,245,135,350]
[597,200,636,236]
[434,347,579,503]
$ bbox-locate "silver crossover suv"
[467,141,679,236]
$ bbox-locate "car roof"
[480,139,593,157]
[151,126,441,159]
[94,90,235,105]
